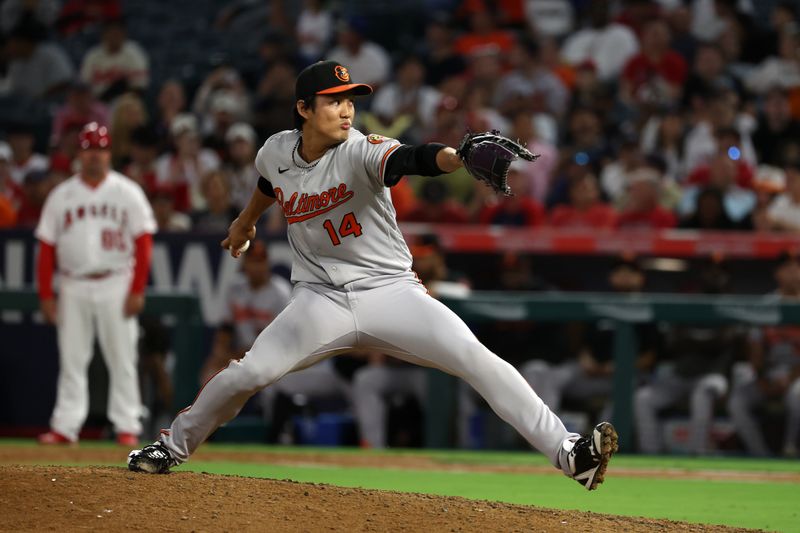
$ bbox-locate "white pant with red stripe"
[161,271,575,465]
[50,273,142,440]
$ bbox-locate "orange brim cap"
[317,83,373,95]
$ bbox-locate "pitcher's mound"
[1,465,749,532]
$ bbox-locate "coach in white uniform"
[36,122,156,446]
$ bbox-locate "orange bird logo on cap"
[334,65,350,82]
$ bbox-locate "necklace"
[292,137,320,170]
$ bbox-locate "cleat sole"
[127,451,172,474]
[128,458,170,474]
[589,422,618,490]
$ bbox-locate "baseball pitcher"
[128,61,617,490]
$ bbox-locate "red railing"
[399,224,800,258]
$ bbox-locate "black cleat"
[563,422,618,490]
[127,442,177,474]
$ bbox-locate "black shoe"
[127,442,177,474]
[563,422,618,490]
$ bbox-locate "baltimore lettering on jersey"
[274,183,355,224]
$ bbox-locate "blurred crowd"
[1,0,800,234]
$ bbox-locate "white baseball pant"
[50,273,142,441]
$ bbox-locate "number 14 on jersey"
[323,212,362,246]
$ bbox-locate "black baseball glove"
[456,130,539,196]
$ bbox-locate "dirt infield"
[1,465,755,532]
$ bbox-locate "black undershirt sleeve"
[257,176,276,197]
[383,143,447,187]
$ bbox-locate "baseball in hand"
[232,240,250,254]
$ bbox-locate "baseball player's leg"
[353,365,426,448]
[687,373,728,455]
[49,286,95,441]
[160,285,356,463]
[727,364,770,456]
[355,279,574,467]
[633,375,690,454]
[782,377,800,455]
[95,285,143,437]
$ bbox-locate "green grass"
[3,439,799,531]
[180,462,799,532]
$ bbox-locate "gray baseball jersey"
[254,129,410,286]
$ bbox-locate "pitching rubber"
[590,422,619,490]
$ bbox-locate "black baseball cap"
[295,60,372,99]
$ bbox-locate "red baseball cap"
[79,122,111,150]
[295,60,372,99]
